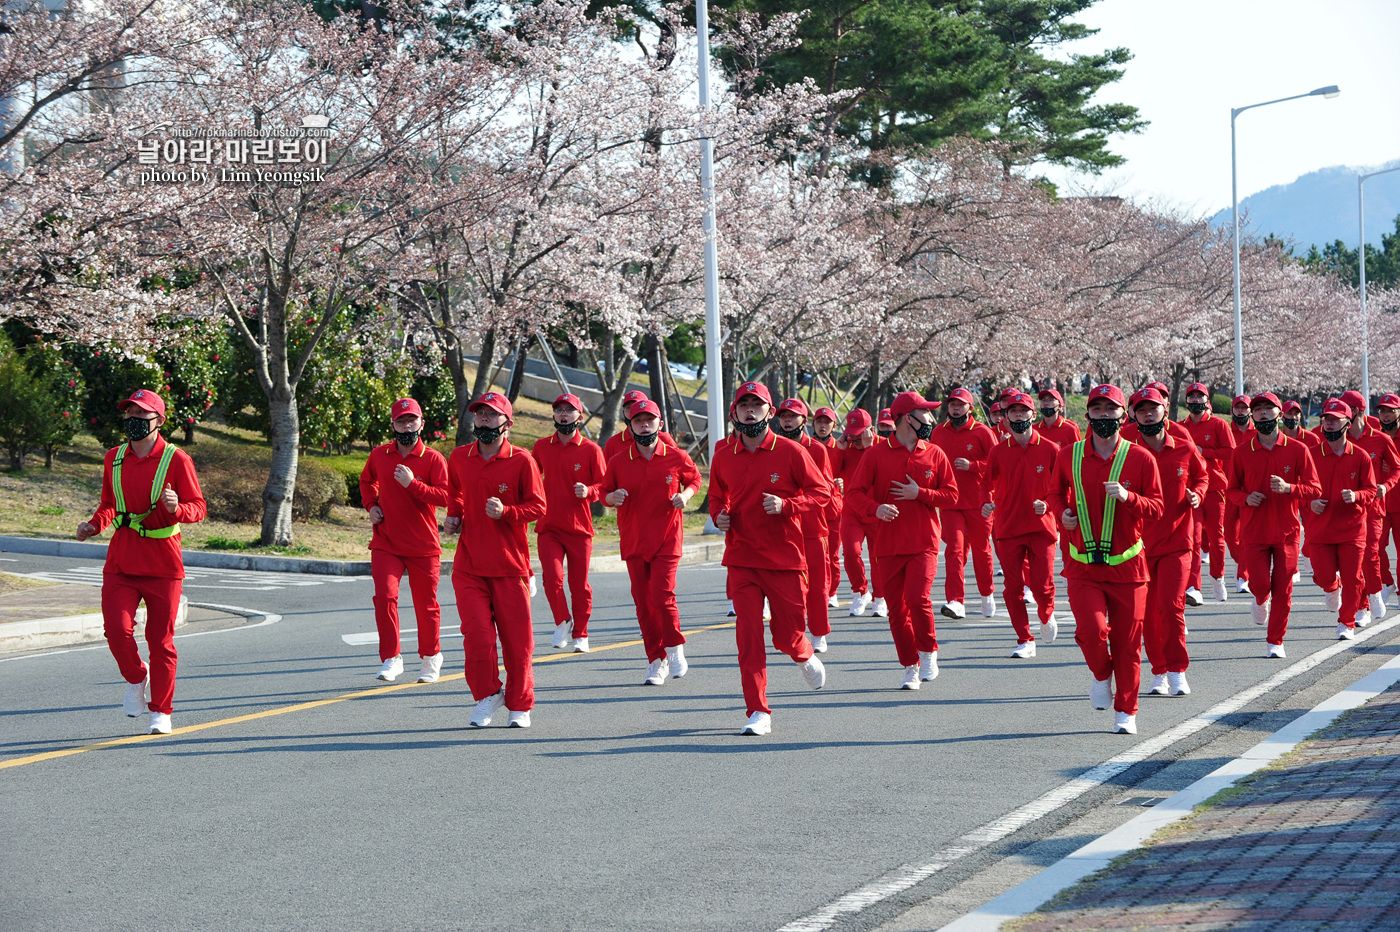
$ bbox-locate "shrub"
[191,445,346,523]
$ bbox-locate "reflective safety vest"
[1068,439,1142,566]
[112,442,180,539]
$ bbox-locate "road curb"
[0,596,189,654]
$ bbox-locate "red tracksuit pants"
[995,533,1056,643]
[1067,576,1145,715]
[1363,514,1385,597]
[626,553,684,662]
[826,527,842,598]
[453,572,534,711]
[804,536,831,637]
[942,507,994,603]
[880,551,939,666]
[1381,515,1396,589]
[730,565,813,716]
[102,572,182,716]
[1311,539,1365,627]
[371,551,441,660]
[840,511,882,598]
[1225,501,1249,581]
[1191,491,1227,586]
[1144,551,1191,675]
[538,529,593,638]
[1241,540,1299,645]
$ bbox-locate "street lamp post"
[1231,85,1339,397]
[1360,165,1400,403]
[696,0,723,467]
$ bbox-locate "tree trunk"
[469,326,498,402]
[505,336,532,403]
[1169,361,1186,422]
[183,422,196,444]
[643,333,665,412]
[44,444,54,468]
[261,392,299,547]
[863,351,881,418]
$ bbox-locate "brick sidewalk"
[1012,680,1400,932]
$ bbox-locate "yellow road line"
[0,621,737,772]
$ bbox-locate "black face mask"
[554,420,578,435]
[1186,401,1208,415]
[474,424,505,445]
[877,428,894,438]
[734,417,768,438]
[394,428,421,447]
[1040,407,1058,421]
[1007,418,1032,435]
[633,429,658,447]
[123,417,155,441]
[1281,417,1300,430]
[1384,422,1399,434]
[949,413,969,428]
[1089,416,1121,439]
[1137,419,1165,437]
[1323,427,1346,442]
[774,423,805,441]
[1232,413,1250,427]
[1254,418,1278,435]
[914,421,934,440]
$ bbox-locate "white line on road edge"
[775,613,1400,932]
[940,649,1400,931]
[0,603,281,663]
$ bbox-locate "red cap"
[1250,391,1282,410]
[1231,394,1251,408]
[1130,387,1167,411]
[1322,398,1352,420]
[390,397,423,419]
[877,408,896,428]
[467,391,514,423]
[1145,381,1170,396]
[1379,394,1400,410]
[1037,389,1063,404]
[1087,383,1127,408]
[889,391,940,420]
[778,398,811,417]
[628,399,661,420]
[1002,391,1035,411]
[947,387,976,405]
[999,385,1020,399]
[622,389,649,406]
[1282,400,1303,414]
[117,389,166,417]
[843,408,872,436]
[989,401,1004,414]
[813,406,838,421]
[732,381,773,407]
[1341,390,1366,413]
[1185,382,1210,397]
[552,393,585,414]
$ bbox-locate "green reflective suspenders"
[111,442,180,539]
[1068,439,1143,566]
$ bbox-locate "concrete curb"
[0,596,189,654]
[938,644,1400,931]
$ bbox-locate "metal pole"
[1361,174,1369,403]
[697,0,724,467]
[1231,109,1244,397]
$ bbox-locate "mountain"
[1208,159,1400,254]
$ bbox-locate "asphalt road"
[2,549,1397,932]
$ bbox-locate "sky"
[1039,0,1400,219]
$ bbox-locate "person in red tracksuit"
[930,387,999,620]
[1180,383,1236,605]
[1307,398,1376,641]
[846,391,960,689]
[1281,400,1319,577]
[1224,393,1256,594]
[445,392,547,729]
[601,400,703,686]
[1339,389,1400,623]
[837,408,883,617]
[709,381,831,736]
[982,391,1060,658]
[1048,383,1164,736]
[1375,394,1400,602]
[360,397,451,685]
[77,390,207,736]
[1128,388,1207,698]
[813,405,844,606]
[1227,392,1322,658]
[1036,389,1081,448]
[773,397,838,652]
[876,408,896,439]
[532,393,607,654]
[602,389,677,464]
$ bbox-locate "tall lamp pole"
[1231,85,1339,396]
[1360,165,1400,403]
[696,0,723,466]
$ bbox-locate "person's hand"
[889,474,920,501]
[1104,481,1129,502]
[1188,491,1201,508]
[394,464,414,488]
[762,493,784,515]
[953,457,971,471]
[369,505,384,524]
[1033,499,1047,516]
[1061,509,1078,531]
[1311,498,1328,514]
[834,477,844,493]
[605,489,628,507]
[75,521,96,542]
[574,482,589,499]
[670,488,693,509]
[443,516,461,534]
[485,497,504,519]
[1246,491,1266,506]
[1341,488,1358,504]
[981,502,995,519]
[715,511,731,531]
[160,482,178,512]
[1269,474,1291,494]
[876,503,899,522]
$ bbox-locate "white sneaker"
[123,674,149,717]
[741,711,772,735]
[1386,583,1398,607]
[727,601,736,617]
[900,665,921,690]
[763,599,772,620]
[981,595,997,617]
[871,597,888,617]
[572,637,590,653]
[1113,712,1137,735]
[918,649,939,681]
[1237,577,1250,595]
[1355,609,1372,629]
[1368,591,1388,620]
[1169,671,1191,695]
[1011,641,1036,659]
[469,689,505,727]
[1213,577,1228,602]
[1040,613,1058,644]
[529,575,537,597]
[376,655,404,682]
[416,652,443,684]
[1292,570,1300,583]
[808,632,828,653]
[147,712,172,735]
[801,656,826,689]
[1090,675,1112,710]
[1148,673,1169,695]
[507,709,531,728]
[849,592,871,616]
[940,601,966,620]
[1250,600,1269,626]
[551,621,573,650]
[1337,623,1356,641]
[1184,587,1203,607]
[643,657,671,685]
[1023,586,1034,604]
[828,595,840,609]
[1266,642,1287,659]
[667,645,689,679]
[1325,588,1342,613]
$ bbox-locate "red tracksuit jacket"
[1308,440,1376,544]
[1048,437,1165,583]
[447,440,547,577]
[984,432,1061,540]
[531,431,608,536]
[844,436,960,557]
[603,429,678,464]
[89,435,207,579]
[1226,434,1321,545]
[1135,434,1208,556]
[929,418,997,510]
[708,430,831,571]
[1182,413,1237,494]
[1035,416,1081,449]
[1347,425,1400,518]
[794,434,835,540]
[360,440,450,557]
[600,441,702,562]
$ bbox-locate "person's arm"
[1226,451,1251,507]
[679,454,703,497]
[1353,455,1378,508]
[1122,451,1165,521]
[1289,447,1323,502]
[359,454,380,513]
[707,454,729,523]
[504,456,548,525]
[583,444,608,501]
[844,447,880,521]
[780,446,831,514]
[407,452,452,508]
[168,451,208,524]
[446,455,464,520]
[1381,440,1400,493]
[917,448,961,509]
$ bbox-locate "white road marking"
[0,603,281,662]
[17,564,364,591]
[775,612,1400,932]
[341,631,463,646]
